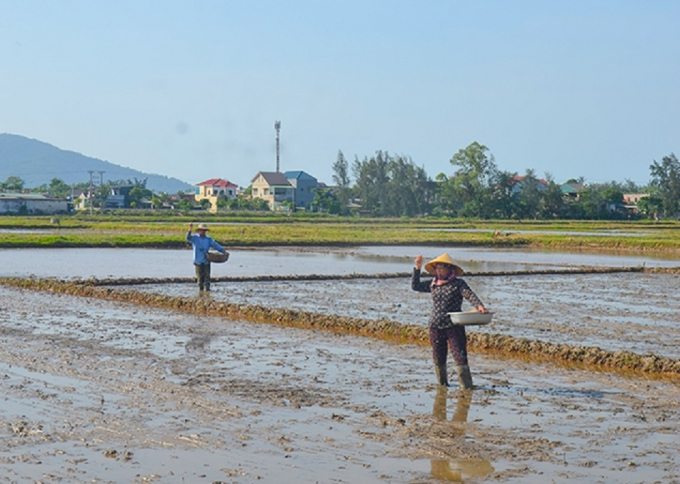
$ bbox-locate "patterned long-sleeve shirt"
[412,268,484,329]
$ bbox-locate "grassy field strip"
[2,216,680,252]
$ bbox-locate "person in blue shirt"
[186,223,227,291]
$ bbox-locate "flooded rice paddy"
[1,245,680,280]
[0,245,678,483]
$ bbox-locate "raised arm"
[411,254,431,293]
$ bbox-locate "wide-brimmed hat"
[424,253,465,276]
[196,223,209,231]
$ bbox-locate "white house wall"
[0,199,69,214]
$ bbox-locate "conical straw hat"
[424,253,465,276]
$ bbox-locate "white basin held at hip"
[448,311,494,326]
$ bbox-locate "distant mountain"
[0,133,193,193]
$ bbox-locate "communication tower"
[274,121,281,172]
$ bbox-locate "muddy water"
[415,227,653,237]
[1,245,679,483]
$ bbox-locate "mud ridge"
[61,265,659,287]
[1,276,678,377]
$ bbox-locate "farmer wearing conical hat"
[412,253,488,389]
[186,223,227,292]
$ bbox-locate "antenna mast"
[274,121,281,172]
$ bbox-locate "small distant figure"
[653,211,659,222]
[186,223,227,292]
[493,230,500,238]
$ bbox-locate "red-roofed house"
[509,176,548,195]
[194,178,239,212]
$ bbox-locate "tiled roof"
[283,170,316,181]
[196,178,238,188]
[561,183,584,193]
[512,175,548,185]
[251,171,291,186]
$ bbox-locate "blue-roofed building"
[284,170,318,209]
[560,182,584,200]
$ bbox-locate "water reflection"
[416,227,650,237]
[432,387,471,425]
[430,388,494,482]
[1,246,678,280]
[357,245,680,267]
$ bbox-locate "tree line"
[2,142,679,219]
[323,143,679,220]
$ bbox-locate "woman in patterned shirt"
[412,253,488,390]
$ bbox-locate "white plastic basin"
[447,311,494,326]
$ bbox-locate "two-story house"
[103,185,133,209]
[251,172,294,210]
[195,178,238,212]
[283,170,318,209]
[623,193,650,214]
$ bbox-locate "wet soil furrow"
[2,276,678,377]
[59,265,671,286]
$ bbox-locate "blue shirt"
[186,232,225,265]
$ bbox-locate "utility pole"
[274,121,281,172]
[87,170,95,215]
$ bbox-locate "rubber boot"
[457,365,473,390]
[435,364,449,387]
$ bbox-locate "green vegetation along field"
[1,213,680,253]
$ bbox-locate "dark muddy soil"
[132,271,680,360]
[1,284,678,483]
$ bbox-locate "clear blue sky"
[1,1,678,189]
